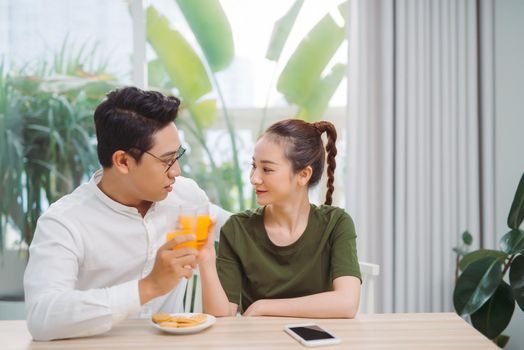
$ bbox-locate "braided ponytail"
[312,121,337,205]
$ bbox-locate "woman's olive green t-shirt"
[216,204,361,313]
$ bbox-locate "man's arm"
[24,216,197,341]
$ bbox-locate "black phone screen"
[289,326,335,341]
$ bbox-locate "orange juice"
[166,230,197,250]
[196,215,211,249]
[178,215,196,230]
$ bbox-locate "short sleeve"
[216,219,243,305]
[330,211,362,282]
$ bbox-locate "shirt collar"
[88,169,142,215]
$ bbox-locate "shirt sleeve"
[330,211,362,282]
[24,214,141,341]
[216,219,243,305]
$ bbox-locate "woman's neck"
[264,192,311,245]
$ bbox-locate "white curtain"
[346,0,495,312]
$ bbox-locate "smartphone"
[284,323,341,347]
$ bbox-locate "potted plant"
[0,45,116,319]
[453,172,524,348]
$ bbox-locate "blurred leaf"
[1,39,109,248]
[508,172,524,230]
[453,247,466,256]
[297,63,346,121]
[187,99,217,129]
[471,281,515,340]
[338,1,348,22]
[176,0,234,72]
[146,6,212,103]
[494,334,510,348]
[509,255,524,312]
[462,231,473,246]
[499,229,524,255]
[147,58,170,89]
[277,13,345,106]
[453,256,503,316]
[459,249,507,272]
[265,0,304,61]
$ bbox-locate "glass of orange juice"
[166,205,197,250]
[196,204,212,250]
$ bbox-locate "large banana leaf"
[297,63,346,121]
[176,0,234,72]
[276,13,345,106]
[187,99,217,129]
[146,6,212,104]
[453,256,503,316]
[509,255,524,311]
[148,58,171,90]
[471,281,515,340]
[508,172,524,230]
[338,1,348,21]
[266,0,304,61]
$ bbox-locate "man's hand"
[139,234,198,305]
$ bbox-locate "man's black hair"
[93,86,181,167]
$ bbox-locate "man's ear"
[298,166,313,187]
[112,150,132,174]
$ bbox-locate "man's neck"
[97,169,152,217]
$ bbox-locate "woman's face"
[250,136,302,205]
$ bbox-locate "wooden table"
[1,313,497,349]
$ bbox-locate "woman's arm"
[243,276,361,318]
[199,248,238,316]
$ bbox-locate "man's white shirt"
[24,170,230,341]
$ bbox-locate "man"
[23,87,229,341]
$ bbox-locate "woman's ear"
[112,150,131,174]
[298,166,313,187]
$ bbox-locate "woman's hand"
[197,219,216,264]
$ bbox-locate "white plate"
[151,313,216,335]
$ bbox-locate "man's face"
[127,123,182,202]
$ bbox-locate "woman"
[199,119,361,318]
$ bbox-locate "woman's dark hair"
[93,86,181,168]
[264,119,337,205]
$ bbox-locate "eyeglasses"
[143,146,186,173]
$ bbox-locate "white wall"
[494,0,524,348]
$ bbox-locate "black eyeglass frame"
[140,146,186,173]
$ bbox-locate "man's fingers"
[162,234,196,250]
[170,246,198,258]
[174,254,198,267]
[179,267,194,279]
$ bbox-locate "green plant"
[146,0,239,211]
[0,41,116,250]
[145,0,349,212]
[0,62,24,252]
[453,172,524,348]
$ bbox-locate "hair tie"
[312,122,323,134]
